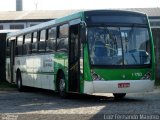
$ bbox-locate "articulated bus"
[6,10,155,98]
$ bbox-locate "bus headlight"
[141,72,151,80]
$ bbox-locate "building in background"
[0,10,77,30]
[0,8,159,83]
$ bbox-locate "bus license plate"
[118,83,130,88]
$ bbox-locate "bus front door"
[69,24,80,92]
[10,40,15,83]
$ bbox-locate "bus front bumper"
[83,80,155,94]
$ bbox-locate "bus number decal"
[132,72,142,77]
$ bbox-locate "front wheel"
[113,93,126,99]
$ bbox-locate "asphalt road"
[0,88,160,120]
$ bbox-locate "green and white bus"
[6,10,155,98]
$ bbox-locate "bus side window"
[17,36,23,56]
[32,32,38,53]
[57,24,68,52]
[46,27,56,52]
[38,30,46,53]
[23,33,32,55]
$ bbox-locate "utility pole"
[34,1,38,10]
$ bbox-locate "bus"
[6,10,155,98]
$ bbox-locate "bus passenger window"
[46,27,56,52]
[39,30,46,52]
[57,24,68,52]
[32,32,38,53]
[17,36,23,55]
[23,33,32,55]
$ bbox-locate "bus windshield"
[87,26,151,66]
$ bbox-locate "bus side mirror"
[80,21,86,43]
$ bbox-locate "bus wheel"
[16,72,24,92]
[113,93,126,99]
[58,74,67,98]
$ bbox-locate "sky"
[0,0,160,11]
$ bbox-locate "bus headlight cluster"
[91,72,103,80]
[141,72,151,80]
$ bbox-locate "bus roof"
[7,10,147,39]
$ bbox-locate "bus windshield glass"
[87,26,151,66]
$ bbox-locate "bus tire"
[113,93,126,99]
[16,71,24,92]
[58,72,67,98]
